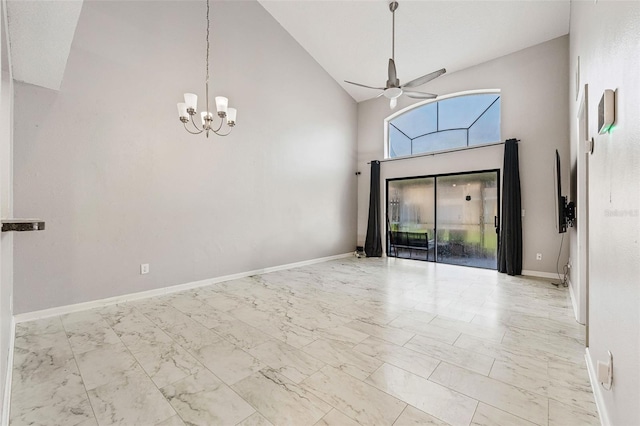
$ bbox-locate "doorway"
[387,170,500,269]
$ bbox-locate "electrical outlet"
[597,351,613,390]
[536,253,542,261]
[140,263,150,275]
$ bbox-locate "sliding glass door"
[387,170,499,270]
[435,171,499,268]
[387,178,435,261]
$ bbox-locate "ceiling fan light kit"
[345,1,446,109]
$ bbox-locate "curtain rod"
[365,139,520,165]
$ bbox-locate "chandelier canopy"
[176,0,236,137]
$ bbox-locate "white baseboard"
[568,277,578,319]
[585,348,611,426]
[521,269,561,280]
[568,278,586,325]
[15,252,353,323]
[1,317,15,426]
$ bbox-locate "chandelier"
[176,0,237,137]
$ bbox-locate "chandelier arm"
[183,122,204,135]
[212,127,232,137]
[210,115,225,133]
[188,113,205,132]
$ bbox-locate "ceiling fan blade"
[344,80,385,90]
[387,58,399,87]
[404,90,438,99]
[402,68,447,89]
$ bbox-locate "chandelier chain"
[205,0,210,120]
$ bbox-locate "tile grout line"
[113,302,270,423]
[390,403,409,425]
[427,360,551,425]
[124,300,304,424]
[59,316,101,426]
[94,307,180,425]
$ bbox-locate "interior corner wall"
[569,2,640,425]
[12,0,357,314]
[356,36,570,274]
[0,0,13,415]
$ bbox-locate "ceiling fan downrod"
[343,0,445,109]
[390,1,398,62]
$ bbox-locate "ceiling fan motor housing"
[343,0,445,109]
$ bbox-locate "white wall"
[569,2,640,425]
[0,0,13,417]
[357,36,570,274]
[12,0,357,314]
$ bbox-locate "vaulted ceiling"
[259,0,570,102]
[6,0,83,90]
[4,0,570,99]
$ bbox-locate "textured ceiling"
[259,0,570,102]
[6,0,83,90]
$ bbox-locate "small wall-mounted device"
[598,89,615,134]
[597,350,613,390]
[585,138,594,155]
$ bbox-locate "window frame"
[384,89,502,159]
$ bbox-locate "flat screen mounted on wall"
[554,149,576,233]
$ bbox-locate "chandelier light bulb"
[177,103,188,121]
[200,111,211,126]
[215,96,228,117]
[226,108,237,126]
[184,93,198,113]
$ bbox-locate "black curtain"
[498,139,522,275]
[364,161,383,257]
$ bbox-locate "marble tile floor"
[9,257,600,426]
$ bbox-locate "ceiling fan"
[345,1,446,109]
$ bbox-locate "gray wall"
[569,2,640,424]
[357,36,570,274]
[13,0,357,314]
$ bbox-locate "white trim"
[585,348,611,426]
[15,253,352,323]
[1,317,14,426]
[568,277,579,321]
[521,270,560,279]
[568,278,586,324]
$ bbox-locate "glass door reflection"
[387,178,435,261]
[387,170,499,270]
[435,172,499,269]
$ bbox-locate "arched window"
[385,90,501,158]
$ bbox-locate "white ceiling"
[4,0,569,97]
[259,0,570,102]
[6,0,83,91]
